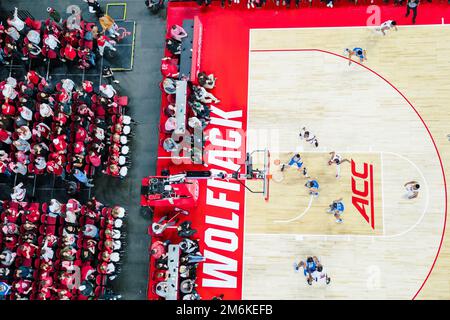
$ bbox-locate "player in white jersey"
[378,20,398,36]
[404,181,420,199]
[328,151,350,178]
[299,127,319,148]
[311,265,331,285]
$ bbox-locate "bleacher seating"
[0,199,126,300]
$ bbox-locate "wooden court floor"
[243,25,450,299]
[247,152,384,235]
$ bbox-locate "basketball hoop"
[227,149,271,202]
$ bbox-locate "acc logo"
[351,160,375,229]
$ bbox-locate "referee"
[405,0,420,24]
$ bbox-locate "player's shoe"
[307,278,313,286]
[302,167,308,177]
[326,277,331,285]
[336,219,343,224]
[293,262,299,272]
[280,164,286,172]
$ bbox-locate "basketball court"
[153,2,450,301]
[243,25,449,299]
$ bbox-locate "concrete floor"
[0,0,166,299]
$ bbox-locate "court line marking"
[268,150,379,154]
[245,29,447,300]
[249,149,431,239]
[381,151,430,239]
[247,50,436,241]
[274,195,314,223]
[241,28,253,300]
[380,151,386,236]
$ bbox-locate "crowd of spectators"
[0,70,132,182]
[0,198,126,300]
[0,6,123,69]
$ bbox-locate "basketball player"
[281,153,303,171]
[281,154,310,177]
[305,179,319,197]
[404,181,420,199]
[294,256,329,285]
[378,20,398,36]
[328,151,350,178]
[299,127,319,148]
[327,198,345,223]
[311,265,331,285]
[345,47,367,65]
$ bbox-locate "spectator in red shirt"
[23,208,40,223]
[1,102,15,115]
[14,279,33,296]
[59,272,76,288]
[87,151,101,167]
[0,126,12,144]
[161,57,179,78]
[17,242,38,260]
[150,240,169,259]
[62,44,77,62]
[4,207,20,222]
[81,265,95,281]
[52,136,68,152]
[25,70,41,85]
[57,288,72,300]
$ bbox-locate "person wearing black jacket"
[405,0,420,24]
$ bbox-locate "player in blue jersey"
[327,198,345,223]
[305,179,319,197]
[294,256,330,285]
[345,47,367,65]
[280,153,309,177]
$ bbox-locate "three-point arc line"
[274,195,314,223]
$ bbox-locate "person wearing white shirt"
[40,241,55,262]
[11,183,26,202]
[7,8,25,32]
[48,199,62,216]
[99,84,117,99]
[44,34,60,50]
[61,79,76,93]
[379,20,398,36]
[311,265,331,285]
[404,180,420,199]
[5,27,20,42]
[10,162,27,176]
[35,156,47,171]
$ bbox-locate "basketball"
[274,159,281,166]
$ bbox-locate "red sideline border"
[251,48,448,300]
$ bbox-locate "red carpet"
[148,1,450,300]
